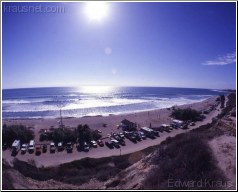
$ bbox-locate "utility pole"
[60,108,63,128]
[57,102,64,128]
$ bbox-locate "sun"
[85,2,109,21]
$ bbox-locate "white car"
[90,140,97,148]
[21,143,28,153]
[119,132,125,138]
[50,142,56,153]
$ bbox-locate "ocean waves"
[2,86,222,119]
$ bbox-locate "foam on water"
[2,86,224,119]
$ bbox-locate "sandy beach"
[2,96,222,167]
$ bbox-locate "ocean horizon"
[2,86,228,119]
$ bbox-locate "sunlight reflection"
[77,85,115,94]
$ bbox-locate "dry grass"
[142,131,227,190]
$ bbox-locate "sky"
[2,1,237,89]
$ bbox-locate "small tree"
[220,95,225,108]
[2,125,34,146]
[171,108,201,121]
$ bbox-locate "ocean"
[2,86,228,119]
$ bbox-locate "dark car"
[123,131,131,139]
[119,139,126,146]
[190,122,196,126]
[66,142,73,153]
[97,139,104,147]
[139,131,146,140]
[133,132,142,141]
[124,131,137,143]
[153,130,160,137]
[111,140,120,148]
[113,135,123,142]
[42,144,47,153]
[83,142,90,152]
[105,141,114,149]
[35,145,41,156]
[129,134,137,143]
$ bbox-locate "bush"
[2,124,34,147]
[217,93,236,119]
[12,159,56,181]
[143,132,226,190]
[171,108,201,121]
[76,124,102,144]
[220,94,225,108]
[51,128,77,143]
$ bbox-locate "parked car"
[129,134,137,143]
[113,135,123,142]
[97,139,104,147]
[118,139,126,146]
[138,131,146,140]
[105,141,114,149]
[21,143,28,154]
[83,142,90,152]
[153,130,160,137]
[42,144,47,153]
[66,142,73,153]
[190,122,195,126]
[97,129,102,133]
[124,131,137,143]
[133,132,142,141]
[57,142,64,152]
[119,132,125,139]
[111,139,120,148]
[50,142,56,153]
[28,140,35,153]
[35,145,41,155]
[90,140,98,148]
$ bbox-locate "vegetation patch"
[171,108,201,121]
[39,124,102,144]
[2,124,34,147]
[142,126,227,190]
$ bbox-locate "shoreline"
[2,93,218,120]
[2,96,215,121]
[2,96,222,167]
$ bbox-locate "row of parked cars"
[105,132,126,149]
[15,139,107,156]
[10,128,159,156]
[10,123,185,156]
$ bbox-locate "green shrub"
[171,108,201,121]
[2,124,34,147]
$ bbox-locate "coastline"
[2,96,221,167]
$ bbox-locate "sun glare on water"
[85,2,109,21]
[79,86,114,94]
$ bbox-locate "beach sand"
[2,96,221,167]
